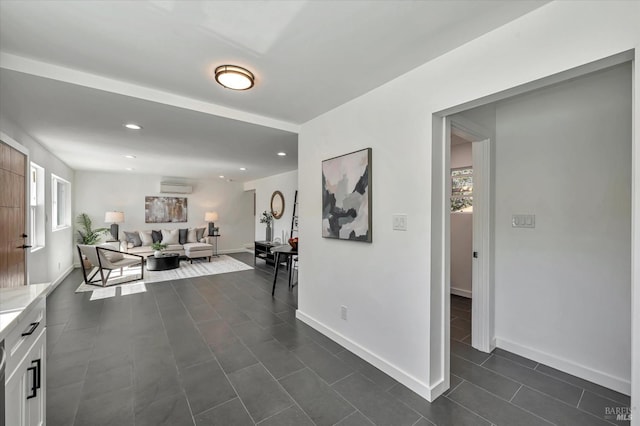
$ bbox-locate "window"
[451,167,473,212]
[52,174,71,231]
[30,163,45,250]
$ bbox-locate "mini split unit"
[159,182,193,194]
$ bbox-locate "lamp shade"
[205,211,219,222]
[104,211,125,223]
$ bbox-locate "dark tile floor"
[45,254,631,425]
[447,295,631,426]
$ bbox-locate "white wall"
[74,171,253,253]
[450,142,472,297]
[451,142,472,169]
[0,116,75,286]
[494,64,632,390]
[297,0,640,405]
[450,214,472,297]
[244,170,298,243]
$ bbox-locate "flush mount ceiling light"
[214,65,255,90]
[277,152,287,156]
[124,155,136,159]
[124,123,142,130]
[239,167,246,171]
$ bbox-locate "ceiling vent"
[159,182,193,194]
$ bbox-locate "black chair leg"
[288,256,293,289]
[272,253,281,296]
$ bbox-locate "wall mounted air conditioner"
[159,182,193,194]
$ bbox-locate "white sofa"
[119,228,215,261]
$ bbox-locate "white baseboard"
[495,337,631,395]
[43,264,75,294]
[219,248,251,254]
[450,287,472,298]
[296,310,438,401]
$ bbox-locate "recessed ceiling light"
[124,155,136,159]
[277,152,287,156]
[126,167,134,171]
[124,123,142,130]
[219,175,225,178]
[239,167,246,171]
[214,65,255,90]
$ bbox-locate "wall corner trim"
[295,309,438,401]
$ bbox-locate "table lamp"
[104,211,124,241]
[205,211,219,236]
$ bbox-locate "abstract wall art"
[145,196,188,223]
[322,148,372,242]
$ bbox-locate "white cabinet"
[4,298,46,426]
[5,329,45,426]
[28,329,46,426]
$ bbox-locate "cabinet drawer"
[6,298,46,376]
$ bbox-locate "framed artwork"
[145,196,188,223]
[322,148,372,242]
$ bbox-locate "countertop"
[0,283,50,341]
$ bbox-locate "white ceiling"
[0,69,297,181]
[0,0,548,181]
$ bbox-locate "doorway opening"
[434,52,634,404]
[448,117,492,354]
[449,142,474,344]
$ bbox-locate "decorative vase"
[154,250,163,257]
[266,223,272,242]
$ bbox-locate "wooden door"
[0,140,27,288]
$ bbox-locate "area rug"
[76,254,253,294]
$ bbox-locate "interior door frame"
[431,50,635,402]
[450,118,493,353]
[0,131,30,286]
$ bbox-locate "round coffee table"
[146,253,180,271]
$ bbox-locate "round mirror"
[270,190,285,219]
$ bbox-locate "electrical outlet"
[393,214,408,231]
[341,305,348,320]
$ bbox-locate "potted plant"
[76,213,109,245]
[260,211,274,242]
[76,213,109,269]
[151,242,168,257]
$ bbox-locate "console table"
[254,241,280,266]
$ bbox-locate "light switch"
[393,214,408,231]
[512,214,535,228]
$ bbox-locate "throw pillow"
[124,231,142,247]
[139,230,153,246]
[179,228,188,245]
[187,228,198,243]
[161,229,179,245]
[196,227,205,241]
[98,244,124,262]
[152,230,162,243]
